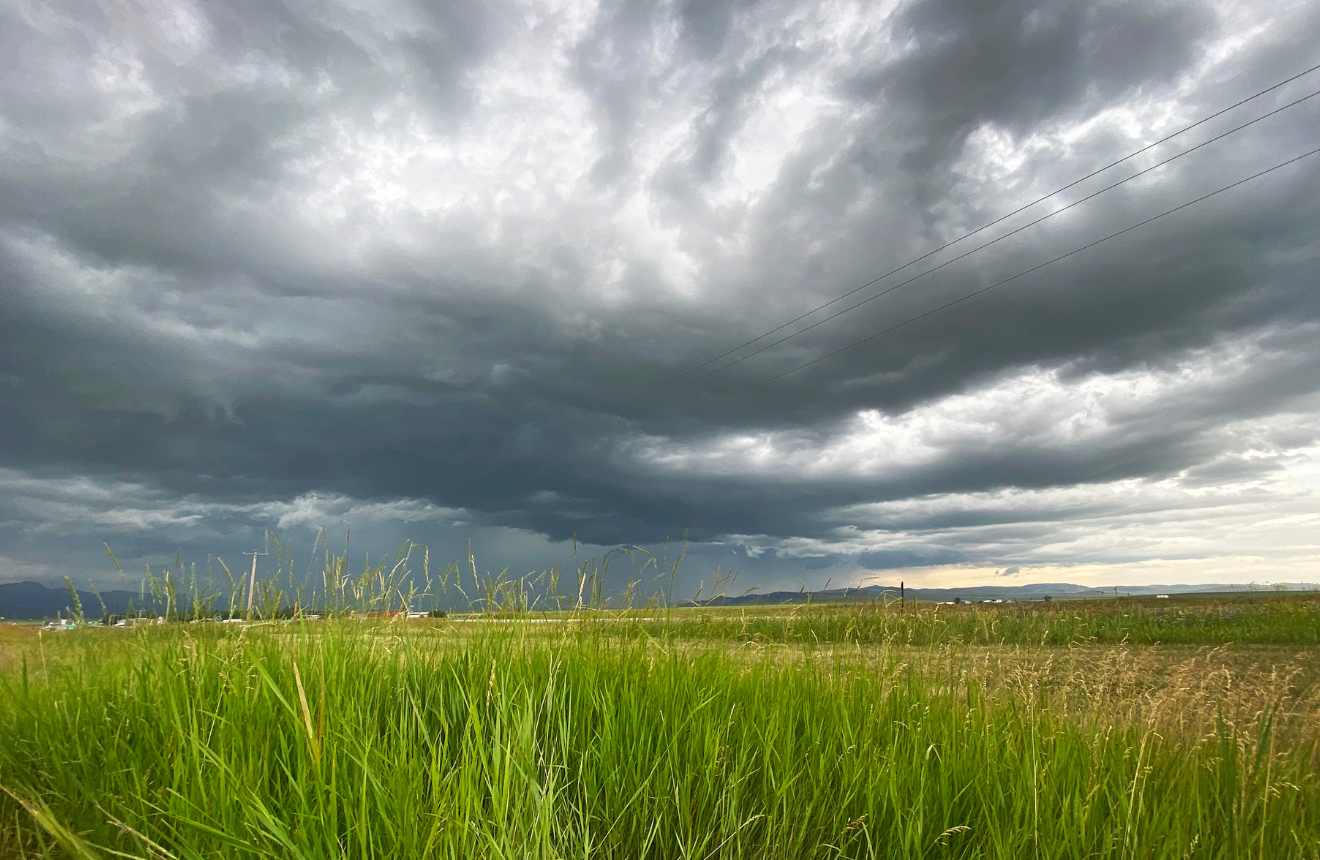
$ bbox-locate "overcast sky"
[2,0,1319,596]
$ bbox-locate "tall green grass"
[1,622,1316,858]
[93,532,691,622]
[89,534,1320,650]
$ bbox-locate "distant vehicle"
[42,619,77,631]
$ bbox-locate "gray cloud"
[1,0,1318,590]
[858,549,967,570]
[862,0,1217,172]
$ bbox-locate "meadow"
[626,592,1320,647]
[0,590,1317,859]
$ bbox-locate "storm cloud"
[1,0,1318,592]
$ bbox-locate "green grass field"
[0,596,1317,858]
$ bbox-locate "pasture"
[0,595,1317,858]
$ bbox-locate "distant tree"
[1042,595,1052,602]
[952,597,962,605]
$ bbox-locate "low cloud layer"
[1,0,1318,591]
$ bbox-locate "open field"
[0,597,1317,858]
[615,593,1320,647]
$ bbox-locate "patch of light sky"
[726,457,1320,587]
[863,556,1320,590]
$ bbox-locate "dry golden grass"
[0,624,38,674]
[750,641,1320,752]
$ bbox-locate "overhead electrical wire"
[631,86,1320,404]
[629,61,1320,403]
[454,60,1320,492]
[480,143,1320,497]
[716,145,1320,398]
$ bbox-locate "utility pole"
[900,581,905,612]
[244,550,268,620]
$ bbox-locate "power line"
[728,145,1320,396]
[635,87,1320,400]
[481,143,1320,497]
[629,60,1320,403]
[457,62,1320,492]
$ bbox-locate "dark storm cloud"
[860,0,1216,171]
[1,0,1318,588]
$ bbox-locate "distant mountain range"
[0,581,148,620]
[2,579,1316,619]
[689,581,1320,607]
